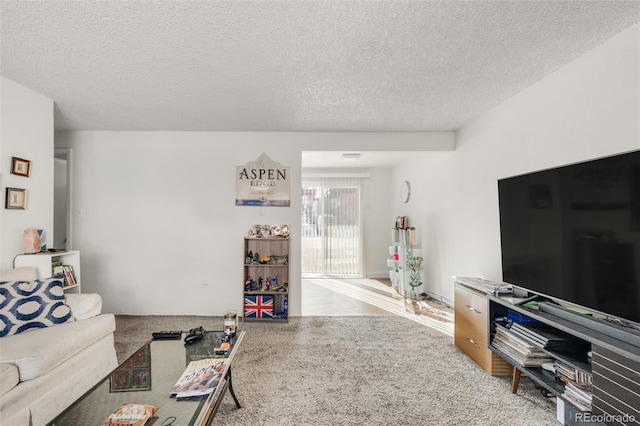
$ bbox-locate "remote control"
[152,331,182,340]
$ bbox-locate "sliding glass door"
[301,177,363,277]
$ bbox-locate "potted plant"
[406,246,423,300]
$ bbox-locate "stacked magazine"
[170,358,228,399]
[508,322,573,350]
[495,319,593,411]
[492,324,553,367]
[562,381,593,411]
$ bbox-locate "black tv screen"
[498,150,640,326]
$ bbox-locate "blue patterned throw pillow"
[0,276,74,337]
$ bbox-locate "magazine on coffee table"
[170,358,228,399]
[101,403,158,426]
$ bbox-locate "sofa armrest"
[0,266,37,282]
[64,294,103,320]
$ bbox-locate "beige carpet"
[114,315,556,425]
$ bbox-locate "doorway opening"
[54,148,72,250]
[301,176,364,278]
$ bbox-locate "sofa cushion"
[0,276,74,337]
[0,363,19,396]
[65,293,102,320]
[0,313,115,381]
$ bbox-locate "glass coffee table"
[50,330,245,426]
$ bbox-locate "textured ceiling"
[1,1,639,132]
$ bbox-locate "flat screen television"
[498,149,640,327]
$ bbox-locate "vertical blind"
[301,176,364,277]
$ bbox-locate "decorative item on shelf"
[223,310,238,336]
[406,246,423,300]
[246,224,290,238]
[271,281,288,292]
[21,227,41,254]
[245,277,259,291]
[244,295,274,318]
[37,229,46,251]
[395,216,408,229]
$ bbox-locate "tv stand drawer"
[454,282,511,376]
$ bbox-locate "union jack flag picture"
[244,295,274,319]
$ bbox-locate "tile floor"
[301,277,455,335]
[301,278,397,316]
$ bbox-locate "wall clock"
[401,180,411,203]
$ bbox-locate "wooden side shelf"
[14,250,82,293]
[243,237,289,322]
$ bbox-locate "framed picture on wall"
[5,187,26,210]
[11,157,31,177]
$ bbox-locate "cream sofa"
[0,267,118,426]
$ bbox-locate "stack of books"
[492,324,553,367]
[52,262,77,287]
[555,358,593,411]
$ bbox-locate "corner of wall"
[0,77,54,271]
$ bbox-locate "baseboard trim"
[367,272,390,279]
[423,290,453,308]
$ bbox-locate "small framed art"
[5,188,26,210]
[11,157,30,177]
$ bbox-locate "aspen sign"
[236,153,290,207]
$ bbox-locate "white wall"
[362,167,394,277]
[394,23,640,306]
[54,131,453,316]
[0,77,54,270]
